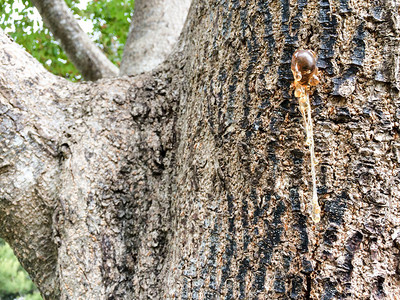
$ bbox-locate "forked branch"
[32,0,118,80]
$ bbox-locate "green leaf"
[0,0,134,81]
[0,239,42,299]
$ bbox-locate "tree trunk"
[120,0,191,75]
[1,0,400,299]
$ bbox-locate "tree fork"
[0,31,180,298]
[31,0,118,80]
[0,0,400,299]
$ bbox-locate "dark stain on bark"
[323,191,347,245]
[332,106,353,123]
[226,279,234,300]
[291,148,304,166]
[290,274,304,299]
[204,220,220,296]
[290,187,301,212]
[182,277,189,300]
[269,114,285,137]
[222,0,233,38]
[267,141,279,175]
[325,191,347,224]
[351,23,366,67]
[305,274,312,299]
[374,276,386,298]
[242,197,250,250]
[293,0,308,31]
[274,272,286,293]
[332,22,365,96]
[324,224,339,245]
[312,92,325,116]
[337,231,363,297]
[100,234,114,287]
[242,6,261,133]
[239,0,249,39]
[231,0,239,10]
[227,59,241,124]
[277,0,295,94]
[219,194,237,292]
[294,212,309,253]
[345,231,363,253]
[318,0,338,75]
[251,199,286,296]
[302,257,313,273]
[277,0,307,111]
[271,199,286,245]
[237,257,250,299]
[252,189,263,225]
[318,164,328,195]
[281,0,290,23]
[258,0,276,65]
[283,253,293,272]
[339,0,352,13]
[322,279,338,300]
[192,279,203,300]
[252,76,272,137]
[342,232,363,270]
[262,191,272,214]
[371,3,385,22]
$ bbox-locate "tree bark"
[119,0,191,75]
[32,0,119,80]
[1,0,400,299]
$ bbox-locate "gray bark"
[31,0,118,80]
[1,0,400,299]
[120,0,191,75]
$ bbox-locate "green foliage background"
[0,0,134,80]
[0,1,133,298]
[0,239,42,300]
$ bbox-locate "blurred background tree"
[0,0,134,81]
[0,0,133,298]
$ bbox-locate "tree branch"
[120,0,192,75]
[0,31,73,298]
[31,0,118,81]
[0,27,180,298]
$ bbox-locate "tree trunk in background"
[120,0,191,75]
[32,0,118,80]
[0,0,399,299]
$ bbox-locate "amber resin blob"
[291,49,321,224]
[291,49,319,87]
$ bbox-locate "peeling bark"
[1,0,400,299]
[120,0,191,75]
[31,0,118,80]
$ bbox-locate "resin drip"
[291,49,321,223]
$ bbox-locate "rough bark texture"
[119,0,191,75]
[32,0,118,80]
[1,0,400,299]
